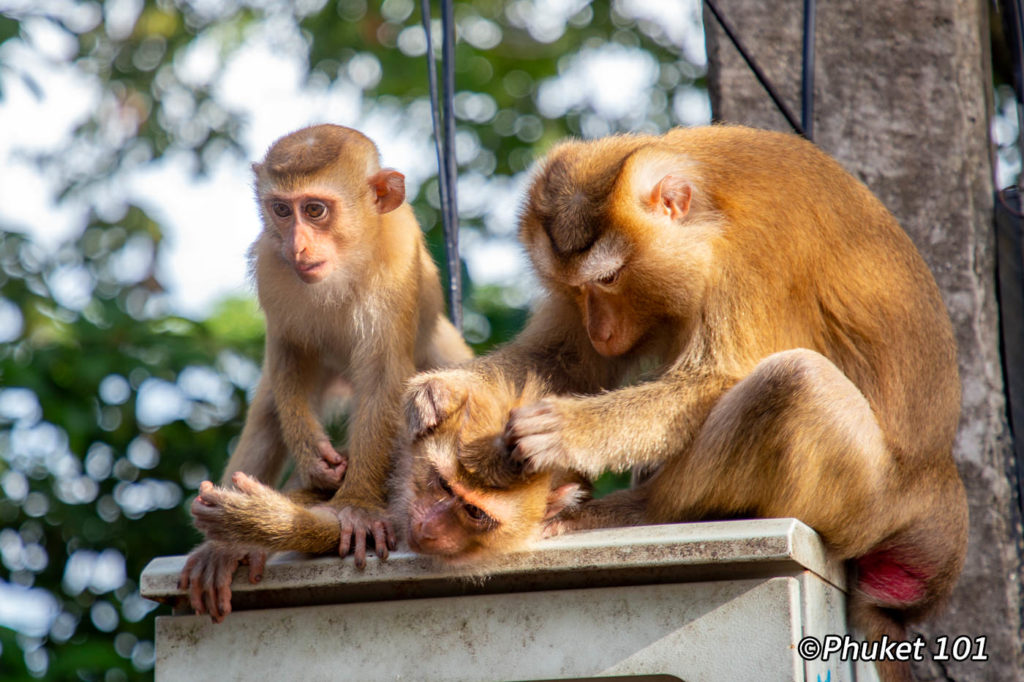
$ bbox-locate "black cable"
[419,0,462,331]
[801,0,816,141]
[440,0,461,331]
[704,0,807,138]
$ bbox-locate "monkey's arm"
[406,298,618,435]
[506,368,734,479]
[322,338,408,567]
[266,338,347,489]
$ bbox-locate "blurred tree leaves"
[0,0,706,678]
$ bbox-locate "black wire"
[801,0,816,141]
[704,0,807,138]
[419,0,462,331]
[441,0,462,332]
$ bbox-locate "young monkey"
[180,124,472,622]
[191,370,587,562]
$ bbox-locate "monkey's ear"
[251,162,263,176]
[370,169,406,214]
[648,174,692,222]
[543,482,587,520]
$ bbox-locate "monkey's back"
[664,126,960,470]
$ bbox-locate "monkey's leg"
[642,349,900,554]
[192,473,341,554]
[646,348,925,682]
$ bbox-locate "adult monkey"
[181,124,472,622]
[407,125,967,682]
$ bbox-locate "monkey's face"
[521,142,721,357]
[261,190,346,284]
[396,373,584,562]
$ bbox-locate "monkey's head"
[393,371,588,562]
[252,124,406,285]
[520,137,722,358]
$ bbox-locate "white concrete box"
[140,518,877,682]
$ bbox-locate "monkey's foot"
[405,370,473,437]
[305,440,348,489]
[317,504,398,570]
[178,541,267,624]
[191,474,286,544]
[505,398,570,473]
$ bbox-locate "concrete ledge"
[141,518,845,613]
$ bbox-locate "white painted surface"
[145,520,874,681]
[157,578,817,682]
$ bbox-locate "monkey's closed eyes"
[463,503,488,523]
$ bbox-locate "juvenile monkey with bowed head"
[180,124,472,622]
[191,371,588,562]
[405,126,967,682]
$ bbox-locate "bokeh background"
[0,1,1020,679]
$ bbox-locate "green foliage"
[0,1,705,678]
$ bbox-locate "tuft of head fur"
[253,124,381,205]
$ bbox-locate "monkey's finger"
[232,471,262,493]
[191,496,217,521]
[338,522,354,558]
[372,522,389,561]
[179,554,200,590]
[247,551,266,584]
[354,529,368,570]
[385,521,398,551]
[316,441,346,465]
[189,566,207,615]
[214,572,233,622]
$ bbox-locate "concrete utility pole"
[704,1,1023,680]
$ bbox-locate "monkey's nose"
[413,520,436,541]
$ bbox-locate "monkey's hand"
[316,504,398,570]
[304,439,348,490]
[178,541,266,624]
[505,398,572,473]
[405,370,473,438]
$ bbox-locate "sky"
[0,0,711,321]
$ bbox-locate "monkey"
[403,125,967,682]
[190,370,588,563]
[179,124,473,623]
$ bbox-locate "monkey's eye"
[596,269,620,287]
[304,202,327,220]
[437,475,454,496]
[271,202,291,218]
[463,503,489,523]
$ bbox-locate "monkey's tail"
[848,595,912,682]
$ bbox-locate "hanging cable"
[801,0,816,141]
[420,0,462,330]
[703,0,807,138]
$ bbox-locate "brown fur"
[406,125,966,682]
[191,371,588,564]
[181,124,472,621]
